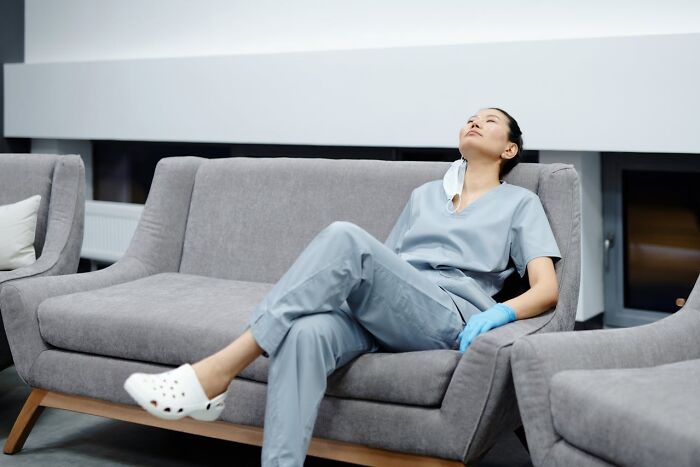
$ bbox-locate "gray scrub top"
[384,179,561,315]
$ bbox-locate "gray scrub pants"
[247,221,466,467]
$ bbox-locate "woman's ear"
[501,142,519,160]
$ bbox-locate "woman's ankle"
[190,331,264,399]
[191,360,231,399]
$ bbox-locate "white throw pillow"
[0,195,42,270]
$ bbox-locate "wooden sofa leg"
[4,389,47,454]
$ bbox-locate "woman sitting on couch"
[124,107,561,466]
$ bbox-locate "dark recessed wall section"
[621,166,700,313]
[93,140,231,203]
[602,151,700,325]
[93,140,539,204]
[0,0,30,153]
[228,143,397,160]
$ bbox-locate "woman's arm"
[503,256,559,319]
[457,256,560,351]
[457,191,562,352]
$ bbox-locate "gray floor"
[0,366,532,466]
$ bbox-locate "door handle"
[604,234,615,271]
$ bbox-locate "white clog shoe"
[124,364,226,422]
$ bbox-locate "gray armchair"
[512,275,700,467]
[0,154,85,371]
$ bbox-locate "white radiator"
[81,200,144,263]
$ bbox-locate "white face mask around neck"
[443,158,466,213]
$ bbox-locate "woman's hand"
[458,257,559,352]
[458,303,516,352]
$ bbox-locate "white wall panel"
[5,34,700,152]
[24,0,700,62]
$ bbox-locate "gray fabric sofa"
[512,275,700,467]
[1,157,580,465]
[0,154,85,371]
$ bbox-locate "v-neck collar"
[448,180,507,216]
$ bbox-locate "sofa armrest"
[511,292,700,467]
[0,257,152,385]
[1,156,203,383]
[439,310,557,463]
[121,156,204,273]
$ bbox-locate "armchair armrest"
[0,257,152,385]
[0,156,85,285]
[511,278,700,467]
[0,254,76,285]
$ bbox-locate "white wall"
[6,34,700,152]
[9,1,700,151]
[24,0,700,62]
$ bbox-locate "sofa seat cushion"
[38,273,461,407]
[550,359,700,467]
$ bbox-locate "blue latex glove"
[458,303,517,352]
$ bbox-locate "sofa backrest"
[177,158,580,325]
[0,154,59,257]
[178,157,445,282]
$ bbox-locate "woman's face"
[458,108,516,161]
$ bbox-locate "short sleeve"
[383,191,414,254]
[510,193,562,277]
